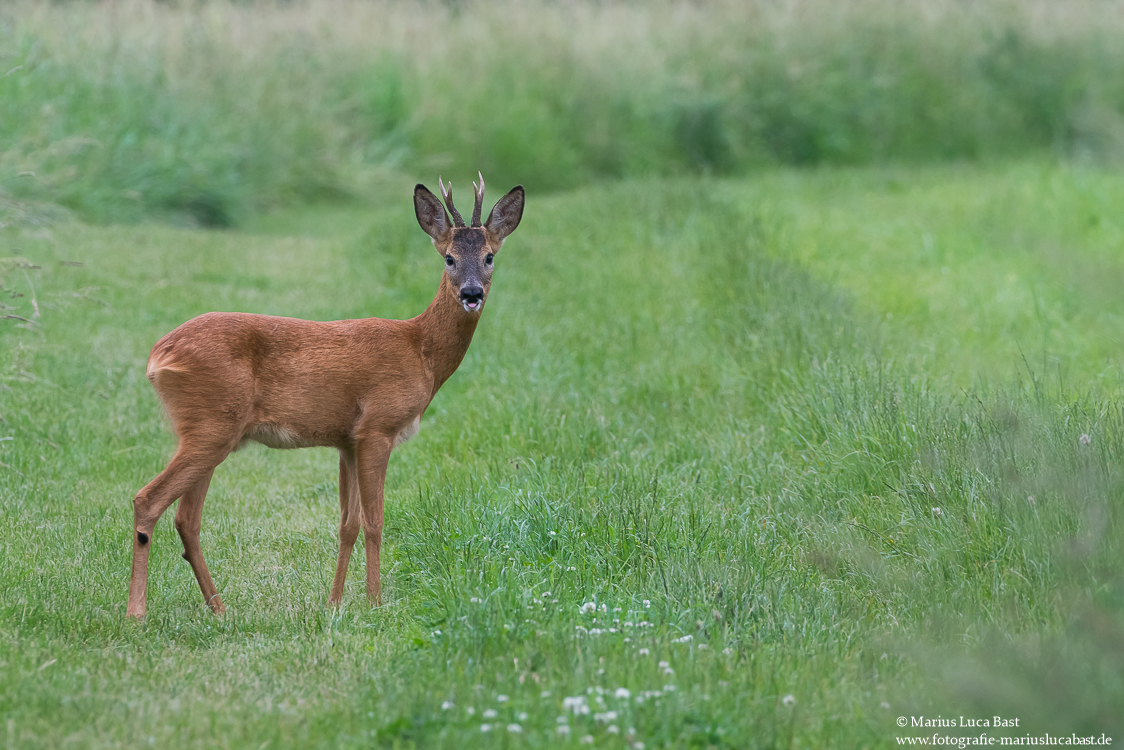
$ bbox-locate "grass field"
[2,161,1123,748]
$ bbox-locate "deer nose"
[460,286,484,311]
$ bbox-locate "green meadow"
[2,2,1124,749]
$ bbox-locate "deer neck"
[414,274,482,395]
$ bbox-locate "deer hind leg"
[355,436,393,607]
[328,448,361,606]
[127,441,231,619]
[174,467,224,615]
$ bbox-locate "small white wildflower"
[615,688,631,699]
[722,648,733,656]
[542,591,551,597]
[600,603,608,613]
[633,743,646,750]
[1080,433,1092,445]
[608,725,620,734]
[517,712,528,721]
[658,661,669,669]
[663,684,677,692]
[643,599,651,608]
[931,507,942,517]
[541,690,551,698]
[557,725,571,735]
[639,648,650,656]
[549,530,557,536]
[581,736,594,745]
[675,634,693,643]
[470,597,482,603]
[624,637,632,643]
[881,701,891,710]
[698,644,708,650]
[590,628,604,635]
[663,667,675,675]
[466,707,475,715]
[624,621,633,628]
[497,695,509,703]
[563,696,587,713]
[581,602,596,614]
[782,694,796,707]
[480,724,492,732]
[483,709,497,719]
[507,724,522,733]
[441,701,454,710]
[557,715,569,724]
[567,566,577,571]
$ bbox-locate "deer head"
[414,173,525,313]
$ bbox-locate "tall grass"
[3,0,1124,225]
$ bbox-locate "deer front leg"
[174,467,225,615]
[355,436,393,607]
[328,447,361,606]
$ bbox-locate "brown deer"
[126,174,524,619]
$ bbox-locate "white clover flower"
[658,661,670,669]
[557,725,571,735]
[698,644,708,650]
[441,701,454,710]
[931,507,942,517]
[563,696,587,713]
[480,724,492,732]
[518,712,528,721]
[549,530,557,536]
[581,602,596,614]
[1080,433,1092,445]
[497,695,509,703]
[541,690,551,698]
[567,566,577,571]
[615,688,631,699]
[507,724,522,733]
[881,701,891,710]
[663,667,675,675]
[675,634,693,643]
[483,709,498,719]
[470,597,481,603]
[542,591,551,597]
[663,684,677,692]
[608,725,620,734]
[639,648,650,656]
[643,599,651,608]
[782,694,796,707]
[633,744,646,750]
[581,736,594,745]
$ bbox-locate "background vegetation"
[3,0,1124,225]
[1,1,1123,748]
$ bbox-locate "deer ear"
[484,186,524,248]
[414,184,452,246]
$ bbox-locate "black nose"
[460,286,484,304]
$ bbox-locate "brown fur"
[126,180,524,619]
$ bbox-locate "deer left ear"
[414,184,453,246]
[484,186,525,248]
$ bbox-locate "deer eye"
[445,254,455,268]
[485,253,494,266]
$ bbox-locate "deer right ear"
[414,184,452,246]
[484,186,525,247]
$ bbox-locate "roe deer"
[127,174,524,619]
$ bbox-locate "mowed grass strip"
[1,164,1122,748]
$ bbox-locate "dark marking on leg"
[137,532,149,545]
[182,552,190,561]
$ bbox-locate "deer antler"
[471,172,486,227]
[439,177,466,228]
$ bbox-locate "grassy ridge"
[4,0,1124,225]
[1,164,1122,747]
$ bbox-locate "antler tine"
[439,176,466,227]
[471,171,486,227]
